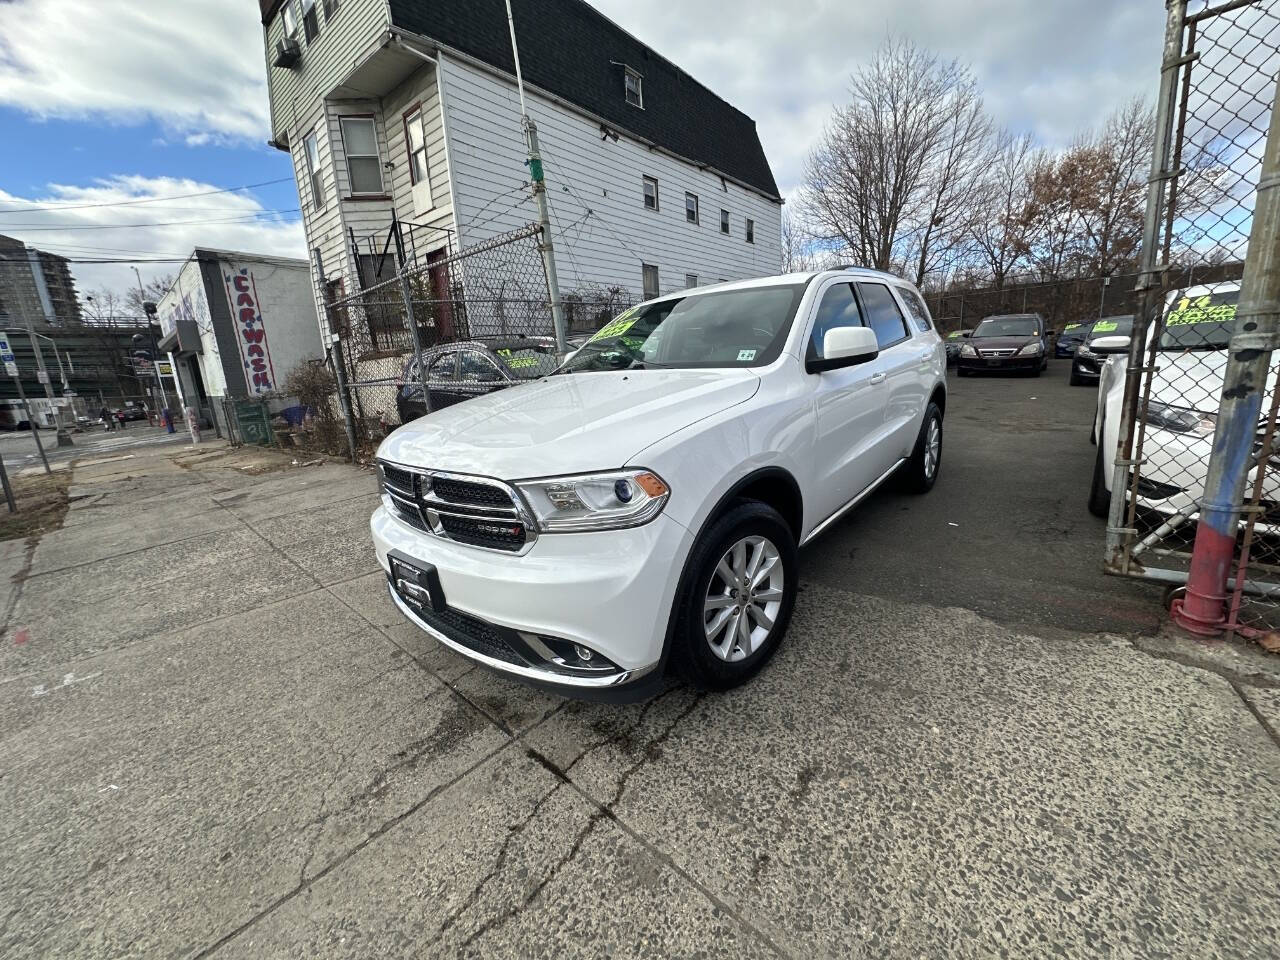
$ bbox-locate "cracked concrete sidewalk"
[2,441,1280,959]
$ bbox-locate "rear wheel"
[672,502,798,691]
[900,402,942,494]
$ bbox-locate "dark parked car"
[395,338,560,423]
[1055,320,1095,358]
[944,329,973,364]
[955,313,1049,377]
[1069,315,1133,386]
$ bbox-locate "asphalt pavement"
[2,371,1280,959]
[0,421,190,474]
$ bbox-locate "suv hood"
[379,368,761,478]
[1149,349,1279,413]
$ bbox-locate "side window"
[459,351,503,383]
[808,283,864,361]
[427,352,457,382]
[857,282,910,348]
[897,286,933,333]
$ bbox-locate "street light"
[133,301,171,419]
[23,331,69,391]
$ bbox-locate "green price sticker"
[947,331,964,340]
[589,308,639,343]
[1063,323,1081,331]
[1166,296,1237,327]
[1094,320,1119,333]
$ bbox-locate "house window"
[302,129,324,211]
[339,116,384,195]
[404,106,431,198]
[642,264,659,300]
[685,274,698,289]
[300,0,320,42]
[642,176,658,211]
[685,193,699,225]
[746,218,755,244]
[322,0,341,20]
[281,1,299,40]
[624,68,643,108]
[720,209,729,235]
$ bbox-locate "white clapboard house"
[259,0,783,332]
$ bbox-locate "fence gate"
[321,220,632,451]
[1106,0,1280,623]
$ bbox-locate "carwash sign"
[223,266,278,395]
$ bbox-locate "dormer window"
[624,67,643,108]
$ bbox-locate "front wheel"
[672,501,798,691]
[900,402,943,493]
[1088,425,1111,518]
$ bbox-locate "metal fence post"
[1105,0,1187,573]
[391,218,429,415]
[1171,73,1280,636]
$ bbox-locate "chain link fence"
[1106,0,1280,630]
[319,220,632,457]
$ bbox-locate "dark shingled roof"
[260,0,779,199]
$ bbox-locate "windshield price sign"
[0,334,17,378]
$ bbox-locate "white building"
[155,249,322,433]
[259,0,783,327]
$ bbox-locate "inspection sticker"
[737,349,757,361]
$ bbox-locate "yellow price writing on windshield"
[1166,296,1236,327]
[589,307,639,343]
[1094,321,1118,333]
[1063,323,1081,331]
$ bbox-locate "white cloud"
[0,0,269,142]
[590,0,1167,196]
[0,176,306,298]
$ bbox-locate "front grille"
[432,476,514,508]
[379,460,532,553]
[979,348,1017,358]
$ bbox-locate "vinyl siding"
[264,0,390,140]
[438,54,782,301]
[381,63,455,250]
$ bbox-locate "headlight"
[1143,401,1215,435]
[516,469,670,532]
[1017,341,1043,356]
[1075,344,1097,359]
[960,344,977,358]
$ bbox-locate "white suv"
[372,269,947,699]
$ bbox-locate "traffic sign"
[36,370,49,385]
[0,333,14,377]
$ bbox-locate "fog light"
[614,479,634,503]
[573,643,594,662]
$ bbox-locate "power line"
[4,211,302,232]
[0,177,295,214]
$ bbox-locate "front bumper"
[370,502,693,699]
[957,353,1043,372]
[1073,355,1102,379]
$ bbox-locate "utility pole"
[504,0,569,355]
[0,332,49,475]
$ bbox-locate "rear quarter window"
[897,286,934,333]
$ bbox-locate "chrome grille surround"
[377,459,538,554]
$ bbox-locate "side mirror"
[1090,335,1131,355]
[808,326,879,373]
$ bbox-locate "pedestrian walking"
[99,405,114,431]
[185,405,202,445]
[115,409,127,430]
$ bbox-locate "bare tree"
[124,273,176,316]
[781,208,816,273]
[968,132,1034,289]
[799,37,996,284]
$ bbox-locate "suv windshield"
[1159,289,1239,351]
[973,316,1040,338]
[559,285,805,372]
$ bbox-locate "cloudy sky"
[0,0,1165,303]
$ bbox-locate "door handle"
[869,372,887,385]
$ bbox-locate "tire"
[1028,364,1042,377]
[900,402,943,494]
[671,501,798,691]
[957,367,971,377]
[1088,424,1111,518]
[1070,368,1084,386]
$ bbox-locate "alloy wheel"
[924,417,941,479]
[703,535,785,662]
